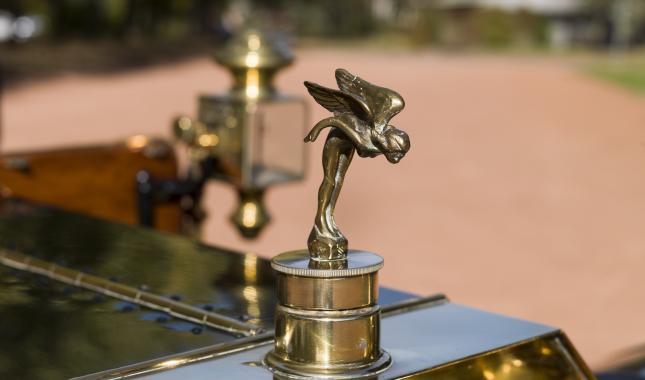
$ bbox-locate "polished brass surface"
[380,292,448,314]
[265,349,392,379]
[400,333,594,380]
[276,273,377,310]
[270,304,382,366]
[214,29,293,100]
[266,250,388,378]
[80,295,594,380]
[75,333,275,380]
[0,198,275,379]
[230,188,271,239]
[274,250,380,310]
[74,295,437,380]
[304,69,411,261]
[0,249,262,336]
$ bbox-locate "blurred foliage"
[0,0,233,84]
[287,0,375,37]
[0,0,565,46]
[1,0,644,86]
[409,8,442,45]
[1,0,379,41]
[477,9,547,48]
[407,6,546,49]
[584,0,645,47]
[2,0,231,40]
[476,8,515,48]
[1,39,216,85]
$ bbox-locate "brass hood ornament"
[303,69,411,261]
[265,69,410,378]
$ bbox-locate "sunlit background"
[1,0,645,369]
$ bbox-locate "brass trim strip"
[0,249,263,336]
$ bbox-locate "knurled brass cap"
[271,250,383,278]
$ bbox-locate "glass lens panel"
[246,97,307,188]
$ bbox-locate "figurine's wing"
[335,68,405,129]
[304,81,370,121]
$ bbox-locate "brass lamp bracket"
[171,29,304,239]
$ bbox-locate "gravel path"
[5,49,645,367]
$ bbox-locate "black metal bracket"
[136,157,214,230]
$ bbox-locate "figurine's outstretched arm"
[304,116,367,148]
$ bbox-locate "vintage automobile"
[0,30,641,380]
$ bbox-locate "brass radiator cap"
[266,249,391,379]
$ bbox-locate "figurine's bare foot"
[308,225,348,261]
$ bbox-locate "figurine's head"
[379,126,410,163]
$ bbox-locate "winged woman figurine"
[304,69,410,261]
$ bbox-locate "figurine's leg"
[309,129,354,260]
[327,137,354,234]
[315,131,354,234]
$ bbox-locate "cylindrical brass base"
[265,250,391,379]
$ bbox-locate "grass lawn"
[586,55,645,95]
